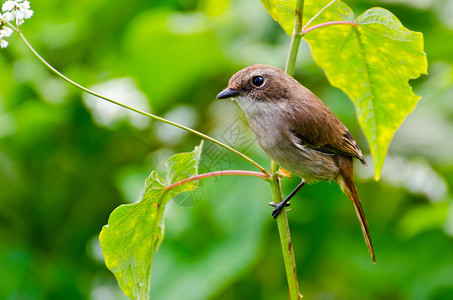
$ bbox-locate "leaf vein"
[352,25,378,147]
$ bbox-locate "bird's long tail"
[336,156,376,263]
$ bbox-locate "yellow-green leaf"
[303,6,427,179]
[261,0,428,179]
[261,0,297,35]
[99,142,203,299]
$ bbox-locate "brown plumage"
[217,64,375,263]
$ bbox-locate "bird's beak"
[216,88,240,99]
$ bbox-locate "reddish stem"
[303,21,357,35]
[166,170,269,190]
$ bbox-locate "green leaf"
[261,0,353,36]
[99,142,203,300]
[260,0,297,35]
[261,0,428,179]
[303,6,427,179]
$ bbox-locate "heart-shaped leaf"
[99,142,203,299]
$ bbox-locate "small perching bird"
[217,64,375,263]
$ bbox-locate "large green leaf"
[99,142,203,300]
[261,0,428,179]
[261,0,353,36]
[260,0,297,35]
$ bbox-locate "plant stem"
[166,170,269,190]
[269,162,301,300]
[274,0,304,299]
[284,0,304,75]
[16,31,270,177]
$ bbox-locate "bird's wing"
[286,100,367,165]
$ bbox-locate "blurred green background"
[1,0,452,299]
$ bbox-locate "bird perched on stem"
[217,64,375,263]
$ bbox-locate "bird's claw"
[269,201,291,218]
[269,201,291,208]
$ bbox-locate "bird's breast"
[235,97,340,181]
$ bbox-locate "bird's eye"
[252,76,264,87]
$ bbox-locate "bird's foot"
[269,201,291,218]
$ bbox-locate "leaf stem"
[303,21,357,35]
[301,0,337,32]
[15,30,269,177]
[166,170,269,190]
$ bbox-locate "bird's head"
[216,64,292,103]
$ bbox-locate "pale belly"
[257,134,339,181]
[244,110,339,181]
[234,96,340,181]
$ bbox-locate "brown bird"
[217,64,375,263]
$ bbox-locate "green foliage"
[261,0,428,179]
[305,6,428,179]
[99,142,203,300]
[260,0,296,35]
[123,10,228,111]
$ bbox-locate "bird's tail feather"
[336,157,376,263]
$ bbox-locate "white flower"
[19,0,29,9]
[15,10,32,25]
[1,0,33,26]
[0,11,15,49]
[0,25,13,37]
[1,11,14,21]
[2,1,16,12]
[0,38,8,48]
